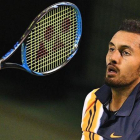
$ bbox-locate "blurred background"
[0,0,140,139]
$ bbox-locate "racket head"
[21,2,82,76]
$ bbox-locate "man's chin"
[104,77,124,88]
[104,77,136,88]
[105,78,117,87]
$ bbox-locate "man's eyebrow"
[109,42,134,51]
[119,45,134,52]
[109,42,114,46]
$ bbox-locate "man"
[81,19,140,140]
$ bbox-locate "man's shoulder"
[82,88,99,117]
[85,88,99,102]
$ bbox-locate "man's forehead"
[111,31,140,47]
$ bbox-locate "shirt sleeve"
[81,88,99,140]
[81,92,92,120]
[81,88,99,122]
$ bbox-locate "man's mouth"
[107,65,118,75]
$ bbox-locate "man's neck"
[109,81,140,111]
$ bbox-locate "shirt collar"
[95,83,140,116]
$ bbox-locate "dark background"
[0,0,140,139]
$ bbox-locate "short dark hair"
[119,19,140,34]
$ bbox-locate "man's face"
[105,31,140,88]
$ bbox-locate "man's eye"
[109,48,114,52]
[122,51,130,56]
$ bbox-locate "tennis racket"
[0,2,82,76]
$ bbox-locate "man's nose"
[109,50,121,64]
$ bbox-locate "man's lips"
[107,65,119,75]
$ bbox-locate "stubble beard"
[104,76,136,88]
[104,70,140,88]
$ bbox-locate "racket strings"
[26,20,78,45]
[27,40,75,68]
[27,37,75,67]
[33,6,75,71]
[29,49,71,71]
[27,8,75,35]
[26,11,77,51]
[26,28,77,58]
[26,6,78,73]
[26,29,77,62]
